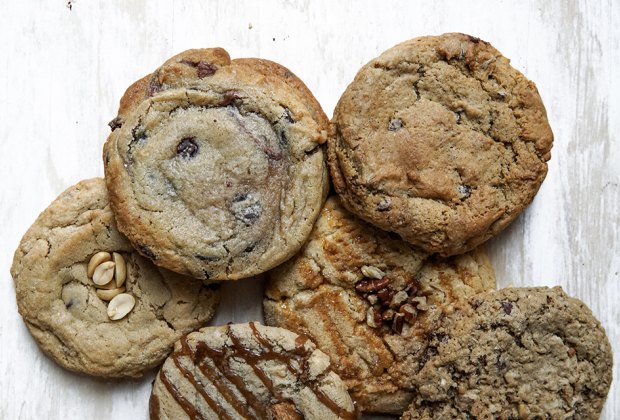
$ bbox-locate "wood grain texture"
[0,0,617,418]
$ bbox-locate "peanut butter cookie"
[10,178,220,378]
[329,33,553,256]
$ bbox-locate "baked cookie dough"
[104,48,329,280]
[403,287,613,419]
[10,178,220,378]
[329,33,553,256]
[150,322,357,419]
[264,196,496,414]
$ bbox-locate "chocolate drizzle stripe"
[247,322,356,419]
[158,368,205,420]
[171,351,232,419]
[195,338,268,418]
[179,337,255,419]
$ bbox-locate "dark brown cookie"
[403,287,613,419]
[104,48,329,280]
[329,33,553,256]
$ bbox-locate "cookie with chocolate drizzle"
[150,322,357,419]
[104,48,329,280]
[264,196,496,414]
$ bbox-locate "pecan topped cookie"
[104,48,329,280]
[329,33,553,256]
[264,196,496,414]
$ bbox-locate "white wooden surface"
[1,1,618,418]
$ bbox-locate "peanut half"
[87,251,112,278]
[107,293,135,320]
[96,287,126,301]
[112,252,126,288]
[92,261,116,286]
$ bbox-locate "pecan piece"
[392,313,405,334]
[355,276,390,293]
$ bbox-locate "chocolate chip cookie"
[104,48,329,280]
[329,33,553,256]
[403,287,612,419]
[150,322,357,419]
[10,178,220,378]
[263,196,496,414]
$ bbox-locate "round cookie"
[10,178,220,378]
[403,287,613,419]
[150,322,357,419]
[263,196,496,414]
[104,48,329,280]
[329,33,553,256]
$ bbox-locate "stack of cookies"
[11,33,612,419]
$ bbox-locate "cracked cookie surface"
[263,196,496,414]
[150,322,357,420]
[403,287,613,419]
[329,33,553,256]
[10,178,220,378]
[104,48,329,280]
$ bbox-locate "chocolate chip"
[376,198,391,212]
[108,116,122,131]
[177,137,199,159]
[137,244,156,260]
[196,60,217,78]
[388,118,403,131]
[501,301,513,315]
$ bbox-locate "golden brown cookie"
[329,33,553,256]
[403,287,613,419]
[264,196,496,414]
[104,48,329,280]
[10,179,220,378]
[150,322,357,419]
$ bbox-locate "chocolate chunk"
[138,244,156,260]
[388,118,403,131]
[231,193,263,225]
[108,116,122,131]
[376,198,391,211]
[458,185,472,199]
[177,137,199,159]
[131,125,148,143]
[501,301,513,315]
[282,108,295,123]
[197,61,217,78]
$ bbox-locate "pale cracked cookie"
[104,48,329,280]
[150,322,357,419]
[263,196,496,414]
[403,287,613,419]
[10,178,220,378]
[329,33,553,256]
